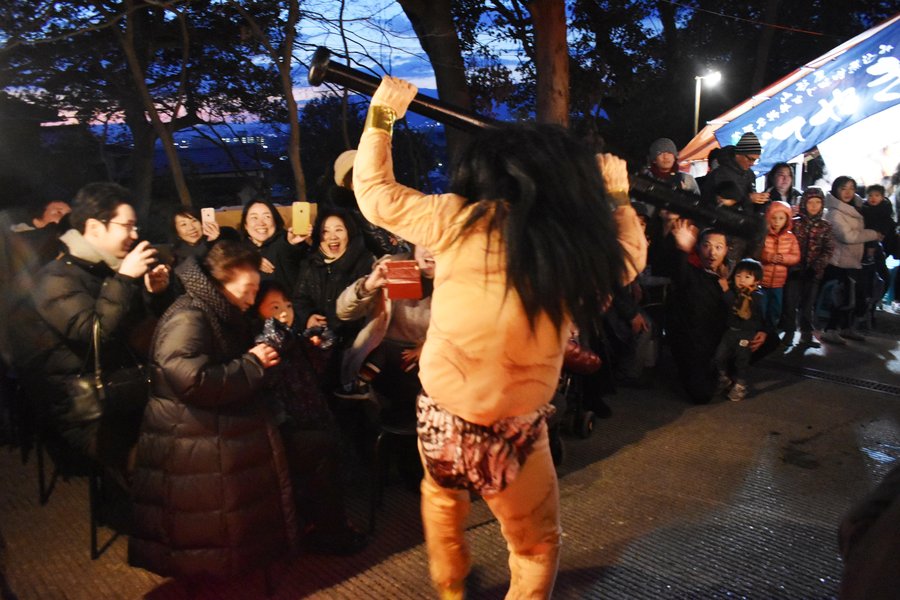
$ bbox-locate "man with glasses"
[11,182,172,471]
[701,131,769,217]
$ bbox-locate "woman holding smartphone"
[171,208,222,265]
[239,199,312,292]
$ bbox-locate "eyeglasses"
[106,220,139,234]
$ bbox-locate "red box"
[385,260,423,300]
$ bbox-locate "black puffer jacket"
[700,146,757,214]
[10,230,163,440]
[664,238,729,403]
[293,236,374,343]
[253,231,311,293]
[129,258,297,578]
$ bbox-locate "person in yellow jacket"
[354,76,647,599]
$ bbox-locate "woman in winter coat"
[129,240,296,579]
[239,199,311,293]
[781,187,834,347]
[292,206,375,389]
[820,176,883,344]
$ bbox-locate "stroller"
[548,335,604,466]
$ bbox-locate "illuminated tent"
[679,12,900,184]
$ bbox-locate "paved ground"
[1,310,898,599]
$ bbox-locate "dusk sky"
[291,1,524,100]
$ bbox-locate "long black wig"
[449,123,629,333]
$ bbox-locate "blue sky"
[291,1,524,100]
[292,1,438,99]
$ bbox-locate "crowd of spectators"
[616,133,898,407]
[0,128,897,592]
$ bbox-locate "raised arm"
[353,76,466,252]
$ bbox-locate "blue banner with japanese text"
[714,21,899,176]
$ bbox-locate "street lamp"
[694,71,722,135]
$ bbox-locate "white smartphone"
[200,207,216,227]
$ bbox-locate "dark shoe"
[304,523,368,556]
[798,332,820,348]
[715,372,733,396]
[334,380,372,400]
[819,330,846,345]
[840,328,866,342]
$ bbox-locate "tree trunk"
[657,0,680,82]
[751,0,781,92]
[126,114,158,222]
[398,0,474,161]
[281,0,306,202]
[119,0,193,208]
[528,0,569,126]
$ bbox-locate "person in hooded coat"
[820,176,882,344]
[759,200,800,331]
[781,187,834,347]
[129,241,296,579]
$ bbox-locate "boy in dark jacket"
[665,223,731,404]
[714,259,765,402]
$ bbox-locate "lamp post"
[693,71,722,135]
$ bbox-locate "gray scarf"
[59,229,124,271]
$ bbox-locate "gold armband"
[607,190,631,207]
[365,105,397,135]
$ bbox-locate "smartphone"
[384,260,423,300]
[292,201,311,233]
[200,207,216,227]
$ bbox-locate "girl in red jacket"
[760,201,801,331]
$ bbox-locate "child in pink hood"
[760,200,800,333]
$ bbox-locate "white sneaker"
[728,382,747,402]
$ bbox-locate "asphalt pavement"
[1,309,898,599]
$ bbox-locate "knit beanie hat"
[735,132,762,155]
[333,149,357,187]
[649,138,678,160]
[800,186,826,218]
